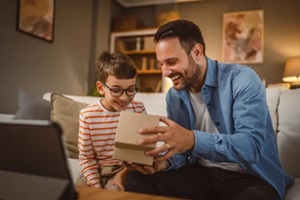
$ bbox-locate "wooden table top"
[76,185,184,200]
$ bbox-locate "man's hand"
[124,159,169,175]
[138,116,195,161]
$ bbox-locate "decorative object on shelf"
[136,37,142,51]
[149,58,155,69]
[282,57,300,89]
[143,36,155,51]
[156,11,181,27]
[141,57,147,70]
[17,0,55,42]
[222,10,263,64]
[110,29,157,52]
[112,15,142,32]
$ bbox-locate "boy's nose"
[119,91,130,100]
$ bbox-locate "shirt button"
[188,156,191,160]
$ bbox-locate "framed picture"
[222,10,264,64]
[17,0,55,42]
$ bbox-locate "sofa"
[0,88,299,199]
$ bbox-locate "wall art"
[222,10,264,63]
[17,0,55,42]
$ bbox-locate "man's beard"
[176,56,201,91]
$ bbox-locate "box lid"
[114,111,159,151]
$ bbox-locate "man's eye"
[167,59,177,66]
[169,61,176,66]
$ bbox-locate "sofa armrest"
[67,158,81,184]
[0,114,15,121]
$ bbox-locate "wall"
[0,0,111,114]
[178,0,300,85]
[1,0,299,114]
[114,0,300,86]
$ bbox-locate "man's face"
[156,37,202,92]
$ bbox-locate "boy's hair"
[96,51,137,82]
[154,19,206,55]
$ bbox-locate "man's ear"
[96,81,105,95]
[192,43,204,61]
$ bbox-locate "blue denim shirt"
[166,57,294,199]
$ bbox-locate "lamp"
[282,57,300,89]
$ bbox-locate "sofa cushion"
[14,90,50,120]
[285,178,300,200]
[43,92,99,104]
[265,88,281,133]
[277,89,300,177]
[50,93,88,158]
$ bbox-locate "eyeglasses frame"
[101,82,139,97]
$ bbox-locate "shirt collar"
[204,57,218,88]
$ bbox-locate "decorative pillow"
[277,89,300,177]
[265,88,281,134]
[50,93,88,158]
[14,90,51,120]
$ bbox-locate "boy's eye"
[127,88,136,92]
[111,88,121,92]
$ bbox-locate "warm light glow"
[162,77,173,93]
[282,57,300,83]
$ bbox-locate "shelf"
[111,28,157,37]
[124,50,156,55]
[110,28,168,93]
[138,69,161,74]
[110,29,157,53]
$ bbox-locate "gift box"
[113,111,159,165]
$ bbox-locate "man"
[124,19,294,200]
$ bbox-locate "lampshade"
[282,57,300,83]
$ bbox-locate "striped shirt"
[78,99,146,188]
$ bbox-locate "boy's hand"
[124,159,169,175]
[110,168,127,191]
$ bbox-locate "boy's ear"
[96,81,105,95]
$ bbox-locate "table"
[76,185,183,200]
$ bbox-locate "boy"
[78,51,145,191]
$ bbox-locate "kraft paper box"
[113,111,159,165]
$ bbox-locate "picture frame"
[222,10,264,64]
[17,0,55,43]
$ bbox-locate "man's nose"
[162,67,172,77]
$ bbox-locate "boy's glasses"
[102,82,139,97]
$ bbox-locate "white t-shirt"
[189,91,245,173]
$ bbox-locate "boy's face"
[97,75,137,111]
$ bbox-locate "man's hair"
[154,19,206,55]
[96,51,137,82]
